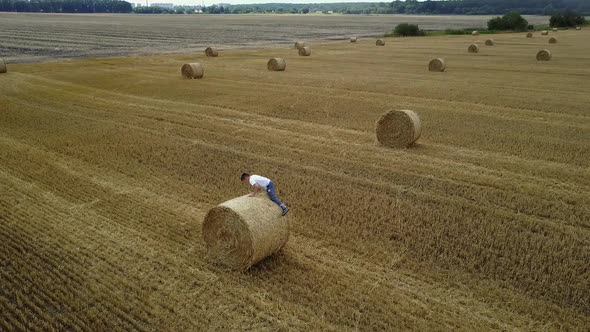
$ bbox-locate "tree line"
[0,0,131,13]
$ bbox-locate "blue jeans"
[266,181,285,208]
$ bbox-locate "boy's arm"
[249,184,262,197]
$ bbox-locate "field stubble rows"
[0,26,589,330]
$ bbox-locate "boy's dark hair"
[240,173,250,181]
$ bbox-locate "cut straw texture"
[549,37,557,44]
[0,58,6,74]
[541,30,549,35]
[376,110,422,148]
[428,58,446,72]
[468,44,479,53]
[536,49,552,61]
[485,39,495,46]
[267,58,286,71]
[202,194,289,271]
[205,47,218,57]
[376,39,385,46]
[527,32,533,38]
[472,30,479,36]
[298,46,311,56]
[181,63,204,79]
[350,37,357,42]
[294,41,306,50]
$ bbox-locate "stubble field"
[1,23,589,330]
[0,12,551,63]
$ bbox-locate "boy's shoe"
[282,207,289,216]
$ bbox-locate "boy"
[241,173,289,216]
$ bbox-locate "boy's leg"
[266,182,284,207]
[267,182,288,215]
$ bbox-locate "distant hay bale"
[205,47,218,57]
[428,58,446,72]
[485,39,495,46]
[202,195,289,271]
[376,39,385,46]
[350,37,357,42]
[549,37,557,44]
[181,63,204,79]
[0,58,6,74]
[541,30,549,35]
[526,32,533,38]
[468,43,479,53]
[376,110,422,148]
[472,30,479,36]
[536,49,552,61]
[552,28,558,32]
[294,41,306,50]
[576,26,582,30]
[298,46,311,56]
[267,58,286,71]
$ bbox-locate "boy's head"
[240,173,250,185]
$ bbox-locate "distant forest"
[1,0,589,15]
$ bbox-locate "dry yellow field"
[1,30,589,330]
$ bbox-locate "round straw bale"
[181,63,204,79]
[298,46,311,56]
[376,110,422,148]
[552,28,558,32]
[468,43,479,53]
[541,30,549,35]
[526,32,533,38]
[350,37,357,42]
[536,49,552,61]
[205,47,218,57]
[294,41,306,50]
[267,58,286,71]
[202,194,289,271]
[428,58,446,72]
[0,58,6,74]
[549,37,557,44]
[576,26,581,30]
[376,39,385,46]
[472,30,479,36]
[485,39,495,46]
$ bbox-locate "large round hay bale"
[350,37,357,42]
[205,47,218,57]
[294,41,305,50]
[376,39,385,46]
[468,43,479,53]
[485,39,495,46]
[472,30,479,36]
[428,58,446,72]
[0,58,6,74]
[526,32,533,38]
[376,110,422,148]
[549,37,557,44]
[181,63,204,79]
[298,46,311,56]
[202,195,289,271]
[536,49,552,61]
[552,28,558,32]
[576,26,582,30]
[541,30,549,35]
[267,58,286,71]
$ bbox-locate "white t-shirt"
[249,175,271,189]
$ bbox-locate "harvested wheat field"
[1,28,589,331]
